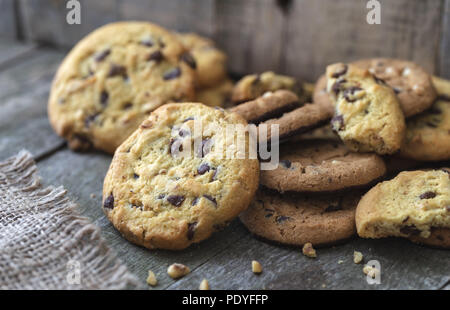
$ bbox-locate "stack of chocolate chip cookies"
[48,21,449,250]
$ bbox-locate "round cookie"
[195,79,233,108]
[229,90,301,124]
[352,58,437,117]
[176,32,228,88]
[231,71,304,104]
[356,169,450,249]
[327,63,406,155]
[240,189,361,246]
[261,139,386,193]
[260,101,334,143]
[102,103,259,250]
[400,95,450,161]
[48,22,196,154]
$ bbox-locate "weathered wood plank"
[214,0,285,75]
[0,39,36,70]
[0,49,65,159]
[18,0,119,48]
[36,149,249,288]
[0,0,17,39]
[283,0,443,81]
[440,0,450,79]
[167,222,450,290]
[118,0,215,37]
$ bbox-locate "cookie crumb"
[363,265,379,279]
[353,251,363,264]
[167,263,190,279]
[302,242,317,258]
[252,260,262,274]
[199,279,210,290]
[146,270,157,286]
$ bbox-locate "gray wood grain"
[0,0,17,39]
[0,39,36,70]
[119,0,215,37]
[0,49,65,160]
[167,223,450,290]
[282,0,443,82]
[440,0,450,79]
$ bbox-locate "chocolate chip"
[197,163,211,175]
[167,195,185,207]
[331,79,347,94]
[157,194,166,199]
[400,225,421,236]
[133,173,139,179]
[265,213,273,218]
[170,138,183,155]
[186,222,198,240]
[419,191,436,199]
[140,39,154,47]
[203,195,217,206]
[393,87,402,94]
[159,39,166,48]
[280,160,291,169]
[108,64,127,78]
[438,94,450,102]
[373,76,386,85]
[210,168,218,182]
[195,138,213,158]
[276,215,290,223]
[343,86,363,102]
[100,91,109,106]
[163,67,181,80]
[103,194,114,209]
[331,115,345,131]
[84,113,99,128]
[120,102,132,110]
[179,129,190,137]
[192,197,199,206]
[147,50,163,62]
[94,49,110,62]
[183,116,194,122]
[180,52,196,69]
[324,203,342,212]
[331,65,348,78]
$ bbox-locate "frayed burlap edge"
[0,150,144,290]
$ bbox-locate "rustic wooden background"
[0,0,449,81]
[0,0,449,290]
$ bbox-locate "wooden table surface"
[1,39,449,290]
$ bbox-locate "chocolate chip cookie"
[177,32,228,88]
[352,58,437,117]
[103,103,259,250]
[229,90,301,124]
[261,139,386,193]
[327,63,405,155]
[399,77,450,161]
[49,22,196,154]
[231,71,304,104]
[195,79,234,108]
[240,189,361,246]
[356,169,450,249]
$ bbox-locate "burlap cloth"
[0,151,144,289]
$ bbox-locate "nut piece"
[302,242,317,258]
[363,265,379,279]
[199,279,210,290]
[252,260,262,274]
[167,263,190,279]
[353,251,363,264]
[146,270,157,286]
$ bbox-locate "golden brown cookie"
[103,103,259,250]
[261,139,386,193]
[176,32,228,88]
[49,22,196,154]
[327,63,405,155]
[240,189,361,246]
[356,169,450,249]
[195,79,234,108]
